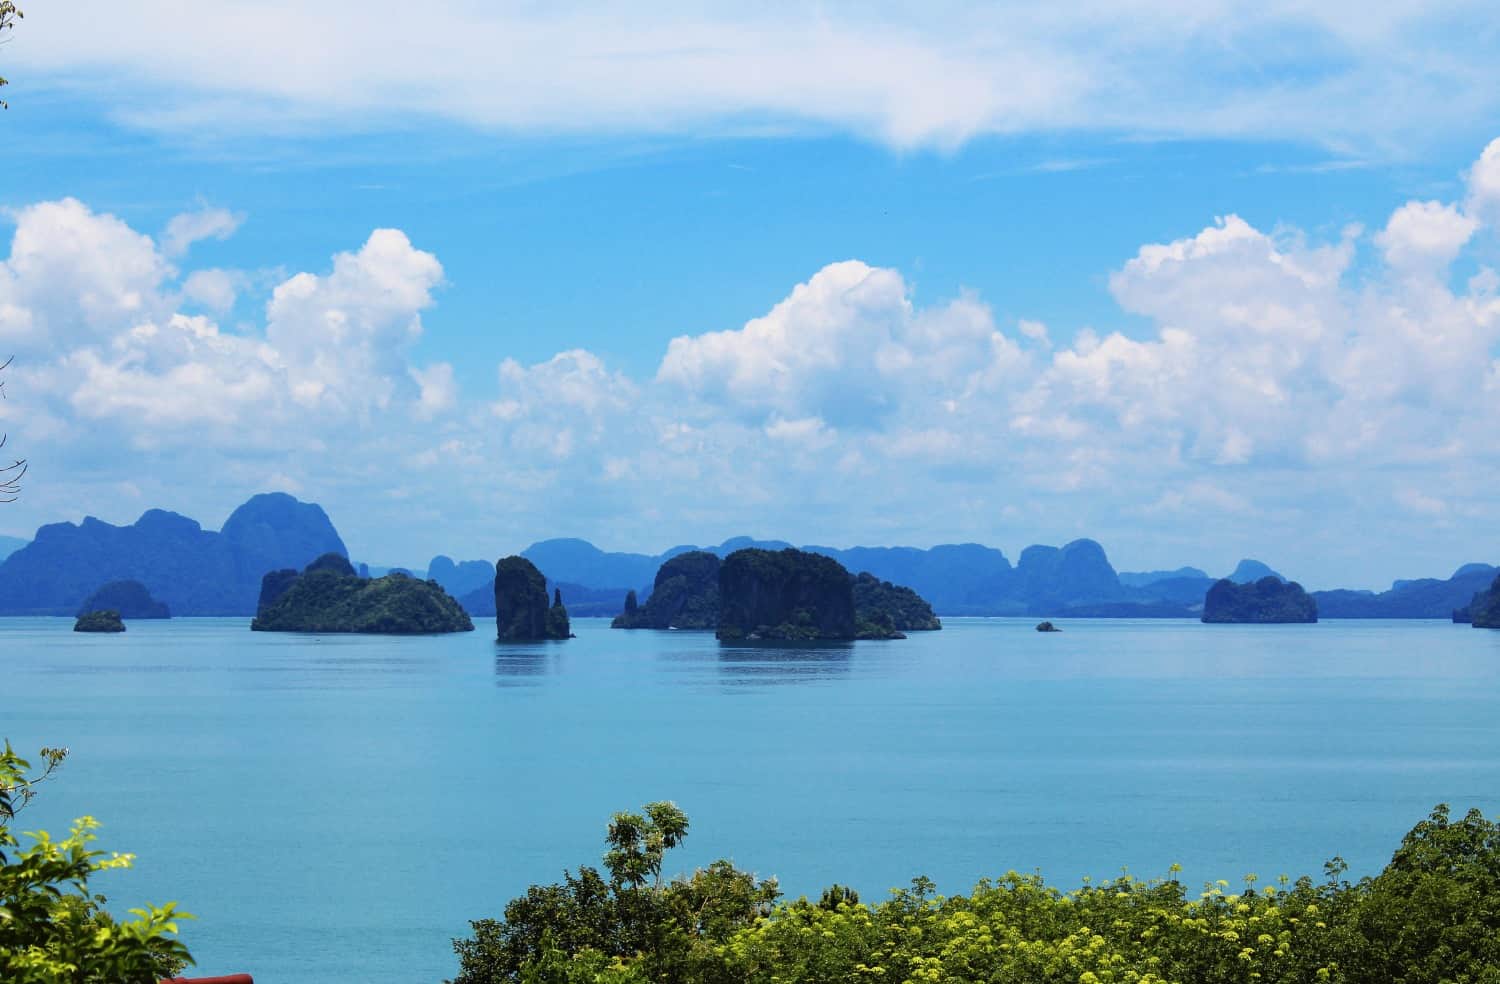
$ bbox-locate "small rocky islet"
[74,609,126,633]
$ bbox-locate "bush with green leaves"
[453,802,1500,984]
[1,741,193,983]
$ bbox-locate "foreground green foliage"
[252,556,474,634]
[453,803,1500,984]
[1,742,192,982]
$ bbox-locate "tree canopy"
[1,741,194,982]
[452,801,1500,984]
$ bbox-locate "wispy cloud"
[1252,159,1372,175]
[12,2,1500,155]
[969,157,1119,181]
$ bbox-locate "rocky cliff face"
[257,569,300,615]
[1202,576,1317,623]
[0,493,348,615]
[546,588,572,640]
[716,548,857,641]
[612,551,721,629]
[76,580,170,619]
[251,557,472,634]
[495,556,571,640]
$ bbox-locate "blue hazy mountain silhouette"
[3,495,1492,619]
[440,535,1188,617]
[0,493,347,615]
[1117,567,1209,587]
[1313,563,1499,619]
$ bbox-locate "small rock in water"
[1035,621,1061,632]
[74,609,126,633]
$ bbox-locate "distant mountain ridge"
[431,536,1266,618]
[1117,567,1209,587]
[2,493,1492,619]
[0,493,347,615]
[1313,563,1499,619]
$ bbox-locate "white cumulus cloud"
[161,206,244,259]
[7,136,1500,587]
[1376,201,1477,272]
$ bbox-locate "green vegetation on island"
[612,551,720,629]
[2,742,193,983]
[1202,576,1318,623]
[851,571,941,633]
[76,579,169,619]
[250,553,474,634]
[72,609,125,633]
[1464,574,1500,628]
[452,801,1500,984]
[495,556,573,640]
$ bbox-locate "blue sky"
[4,2,1500,589]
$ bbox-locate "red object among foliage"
[161,976,254,984]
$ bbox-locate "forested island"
[1202,576,1318,623]
[611,550,721,629]
[1461,573,1500,627]
[250,553,473,634]
[714,547,940,641]
[851,571,942,632]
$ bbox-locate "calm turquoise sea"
[6,616,1500,982]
